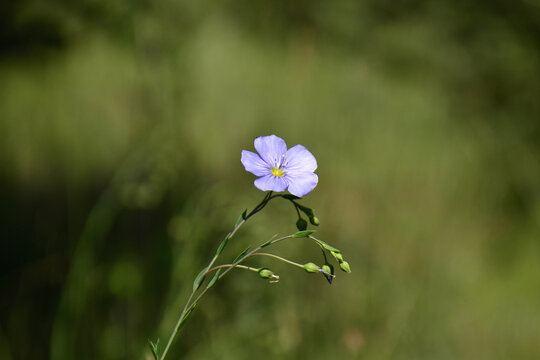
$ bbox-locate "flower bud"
[321,263,333,275]
[331,251,344,262]
[296,218,308,231]
[258,268,280,283]
[298,205,314,217]
[258,268,274,279]
[321,263,335,284]
[303,262,320,273]
[339,261,351,273]
[309,216,320,226]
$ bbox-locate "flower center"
[271,167,285,177]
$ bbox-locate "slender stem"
[320,248,329,264]
[215,234,294,281]
[208,264,259,273]
[159,192,274,360]
[250,252,304,269]
[166,234,296,330]
[294,204,302,219]
[163,231,331,353]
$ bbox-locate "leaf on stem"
[147,339,160,360]
[207,269,221,289]
[216,234,230,255]
[293,230,316,238]
[179,307,195,330]
[261,234,278,248]
[312,238,341,253]
[233,246,251,263]
[193,267,208,291]
[235,209,248,227]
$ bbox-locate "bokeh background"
[2,1,540,359]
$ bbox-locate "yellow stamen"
[271,168,285,177]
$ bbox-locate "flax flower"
[241,135,318,197]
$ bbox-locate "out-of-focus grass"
[1,2,540,360]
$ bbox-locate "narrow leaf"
[235,209,248,227]
[147,339,159,360]
[216,234,230,255]
[261,234,278,248]
[315,239,341,253]
[293,230,315,238]
[233,246,251,263]
[207,269,221,289]
[178,307,194,330]
[193,267,208,291]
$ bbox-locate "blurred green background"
[2,0,540,359]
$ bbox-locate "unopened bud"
[339,261,351,273]
[296,218,308,231]
[303,262,320,273]
[258,268,280,283]
[331,251,344,262]
[321,263,335,284]
[258,268,274,279]
[309,216,320,226]
[321,263,334,275]
[299,205,314,217]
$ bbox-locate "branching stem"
[160,192,276,360]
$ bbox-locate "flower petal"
[254,174,288,192]
[241,150,271,176]
[285,144,317,173]
[254,135,287,167]
[285,171,318,197]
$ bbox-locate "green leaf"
[179,307,194,330]
[207,269,221,289]
[147,339,160,360]
[235,209,248,227]
[293,230,315,238]
[193,267,208,291]
[216,234,230,255]
[261,234,278,248]
[315,239,341,253]
[233,246,251,263]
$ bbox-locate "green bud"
[321,263,334,275]
[301,207,314,217]
[258,268,274,279]
[331,251,344,262]
[258,268,280,283]
[309,216,320,226]
[296,218,308,231]
[303,262,320,273]
[339,261,351,273]
[321,263,335,284]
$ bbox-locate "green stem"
[293,203,302,219]
[250,252,304,269]
[160,229,335,357]
[208,264,259,273]
[159,192,274,360]
[168,234,296,336]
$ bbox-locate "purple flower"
[241,135,318,197]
